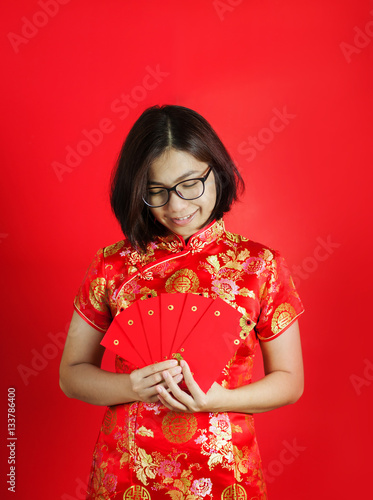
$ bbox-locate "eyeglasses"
[143,167,213,208]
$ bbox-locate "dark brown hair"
[110,104,244,251]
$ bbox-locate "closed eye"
[147,187,166,195]
[180,180,199,188]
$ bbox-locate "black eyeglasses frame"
[143,166,213,208]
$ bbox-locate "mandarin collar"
[156,219,225,253]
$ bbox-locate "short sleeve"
[73,249,112,333]
[255,251,304,341]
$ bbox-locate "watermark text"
[340,10,373,63]
[7,0,72,54]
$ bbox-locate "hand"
[129,360,183,403]
[156,360,230,413]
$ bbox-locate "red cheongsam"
[74,219,304,500]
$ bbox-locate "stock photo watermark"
[7,0,72,54]
[17,323,69,386]
[6,388,17,492]
[51,64,170,182]
[291,235,340,289]
[263,438,306,484]
[213,0,245,21]
[61,477,89,500]
[237,106,296,163]
[349,359,373,396]
[340,10,373,63]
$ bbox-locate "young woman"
[60,105,304,500]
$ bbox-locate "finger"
[148,394,161,403]
[143,377,174,395]
[157,385,188,412]
[144,371,164,387]
[167,365,183,377]
[171,373,184,385]
[144,372,183,396]
[156,392,174,411]
[142,366,182,388]
[141,359,179,378]
[162,371,195,407]
[157,393,184,412]
[180,361,205,398]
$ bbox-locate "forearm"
[211,370,304,414]
[158,359,304,414]
[59,363,136,406]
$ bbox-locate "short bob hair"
[111,104,244,251]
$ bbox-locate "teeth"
[175,215,191,221]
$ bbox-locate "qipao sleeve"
[73,248,112,333]
[255,250,304,341]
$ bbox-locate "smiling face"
[147,149,217,242]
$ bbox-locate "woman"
[60,105,304,499]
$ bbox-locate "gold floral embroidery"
[116,279,142,311]
[104,240,125,257]
[137,426,154,438]
[102,406,117,435]
[199,247,258,304]
[152,259,179,278]
[260,248,274,263]
[128,250,142,266]
[221,484,247,499]
[225,229,248,244]
[242,256,266,275]
[271,303,296,334]
[165,269,200,294]
[200,218,225,243]
[123,485,151,499]
[135,448,158,485]
[195,413,235,475]
[139,287,158,299]
[220,249,251,271]
[258,282,267,302]
[239,315,255,340]
[157,235,184,253]
[162,412,198,443]
[89,277,107,311]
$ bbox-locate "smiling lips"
[170,210,198,226]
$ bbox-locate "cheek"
[150,208,164,222]
[205,185,217,210]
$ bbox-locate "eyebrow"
[147,170,202,186]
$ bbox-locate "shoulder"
[88,238,135,273]
[99,237,146,275]
[223,227,280,260]
[102,239,128,258]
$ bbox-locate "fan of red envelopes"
[101,293,244,392]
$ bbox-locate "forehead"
[148,149,207,184]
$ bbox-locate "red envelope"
[137,297,162,363]
[159,293,186,359]
[101,293,243,391]
[172,298,243,392]
[169,293,212,358]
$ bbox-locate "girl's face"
[148,149,217,242]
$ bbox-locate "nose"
[167,191,190,212]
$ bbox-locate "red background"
[1,1,372,498]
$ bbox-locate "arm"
[59,311,183,406]
[157,320,304,413]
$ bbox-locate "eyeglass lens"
[145,179,204,207]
